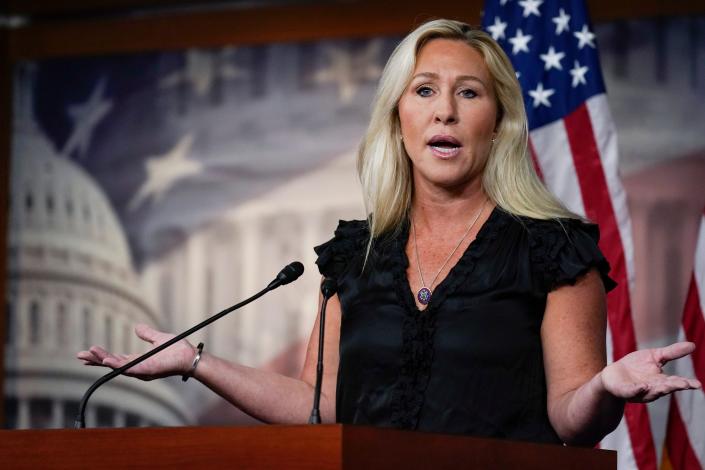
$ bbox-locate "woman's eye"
[416,86,434,97]
[460,89,478,99]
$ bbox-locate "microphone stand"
[75,262,303,428]
[308,278,337,424]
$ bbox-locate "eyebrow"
[411,72,488,89]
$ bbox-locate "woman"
[78,19,700,445]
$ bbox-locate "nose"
[433,93,457,125]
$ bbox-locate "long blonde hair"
[357,19,578,242]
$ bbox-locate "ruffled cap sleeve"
[314,220,369,280]
[527,218,617,294]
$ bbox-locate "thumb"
[134,324,159,344]
[656,342,696,365]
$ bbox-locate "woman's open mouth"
[428,135,462,159]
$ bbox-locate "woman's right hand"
[76,324,197,381]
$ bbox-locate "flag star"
[159,48,249,97]
[539,46,565,71]
[313,40,383,104]
[508,29,533,54]
[552,8,571,35]
[570,60,589,87]
[500,0,510,5]
[487,17,508,40]
[518,0,543,17]
[128,134,202,211]
[574,24,596,49]
[528,82,555,108]
[62,77,113,160]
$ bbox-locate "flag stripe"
[562,102,657,470]
[662,211,705,470]
[695,212,705,313]
[601,325,641,470]
[601,406,639,470]
[562,103,635,356]
[585,96,636,293]
[528,139,544,181]
[682,276,705,386]
[529,119,586,216]
[665,399,703,470]
[672,323,705,469]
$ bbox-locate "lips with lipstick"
[428,135,462,158]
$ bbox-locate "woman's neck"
[411,179,489,232]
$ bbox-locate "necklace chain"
[412,200,487,305]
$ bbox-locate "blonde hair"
[357,19,579,242]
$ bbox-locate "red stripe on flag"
[562,103,657,470]
[665,398,703,470]
[682,275,705,385]
[528,138,544,182]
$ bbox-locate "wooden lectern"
[0,424,616,469]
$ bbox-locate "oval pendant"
[417,287,432,305]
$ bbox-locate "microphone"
[75,261,305,428]
[308,277,338,424]
[267,261,305,289]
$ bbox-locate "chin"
[424,172,475,191]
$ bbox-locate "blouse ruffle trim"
[524,217,617,294]
[314,219,369,280]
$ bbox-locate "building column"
[114,410,126,428]
[45,297,57,351]
[94,309,105,352]
[51,399,64,429]
[85,406,97,429]
[185,231,207,330]
[17,398,30,429]
[66,299,76,351]
[300,210,323,337]
[17,297,29,349]
[239,216,261,365]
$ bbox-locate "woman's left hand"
[600,341,702,403]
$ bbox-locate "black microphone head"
[321,278,338,298]
[277,261,304,286]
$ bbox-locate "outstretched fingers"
[655,341,696,366]
[638,375,702,402]
[89,346,127,368]
[664,374,701,391]
[76,346,124,368]
[76,349,103,366]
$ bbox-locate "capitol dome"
[4,73,192,428]
[10,131,135,292]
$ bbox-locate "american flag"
[663,208,705,470]
[482,1,654,468]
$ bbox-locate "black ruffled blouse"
[314,207,616,444]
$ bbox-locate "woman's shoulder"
[501,211,616,293]
[314,219,370,279]
[490,208,598,244]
